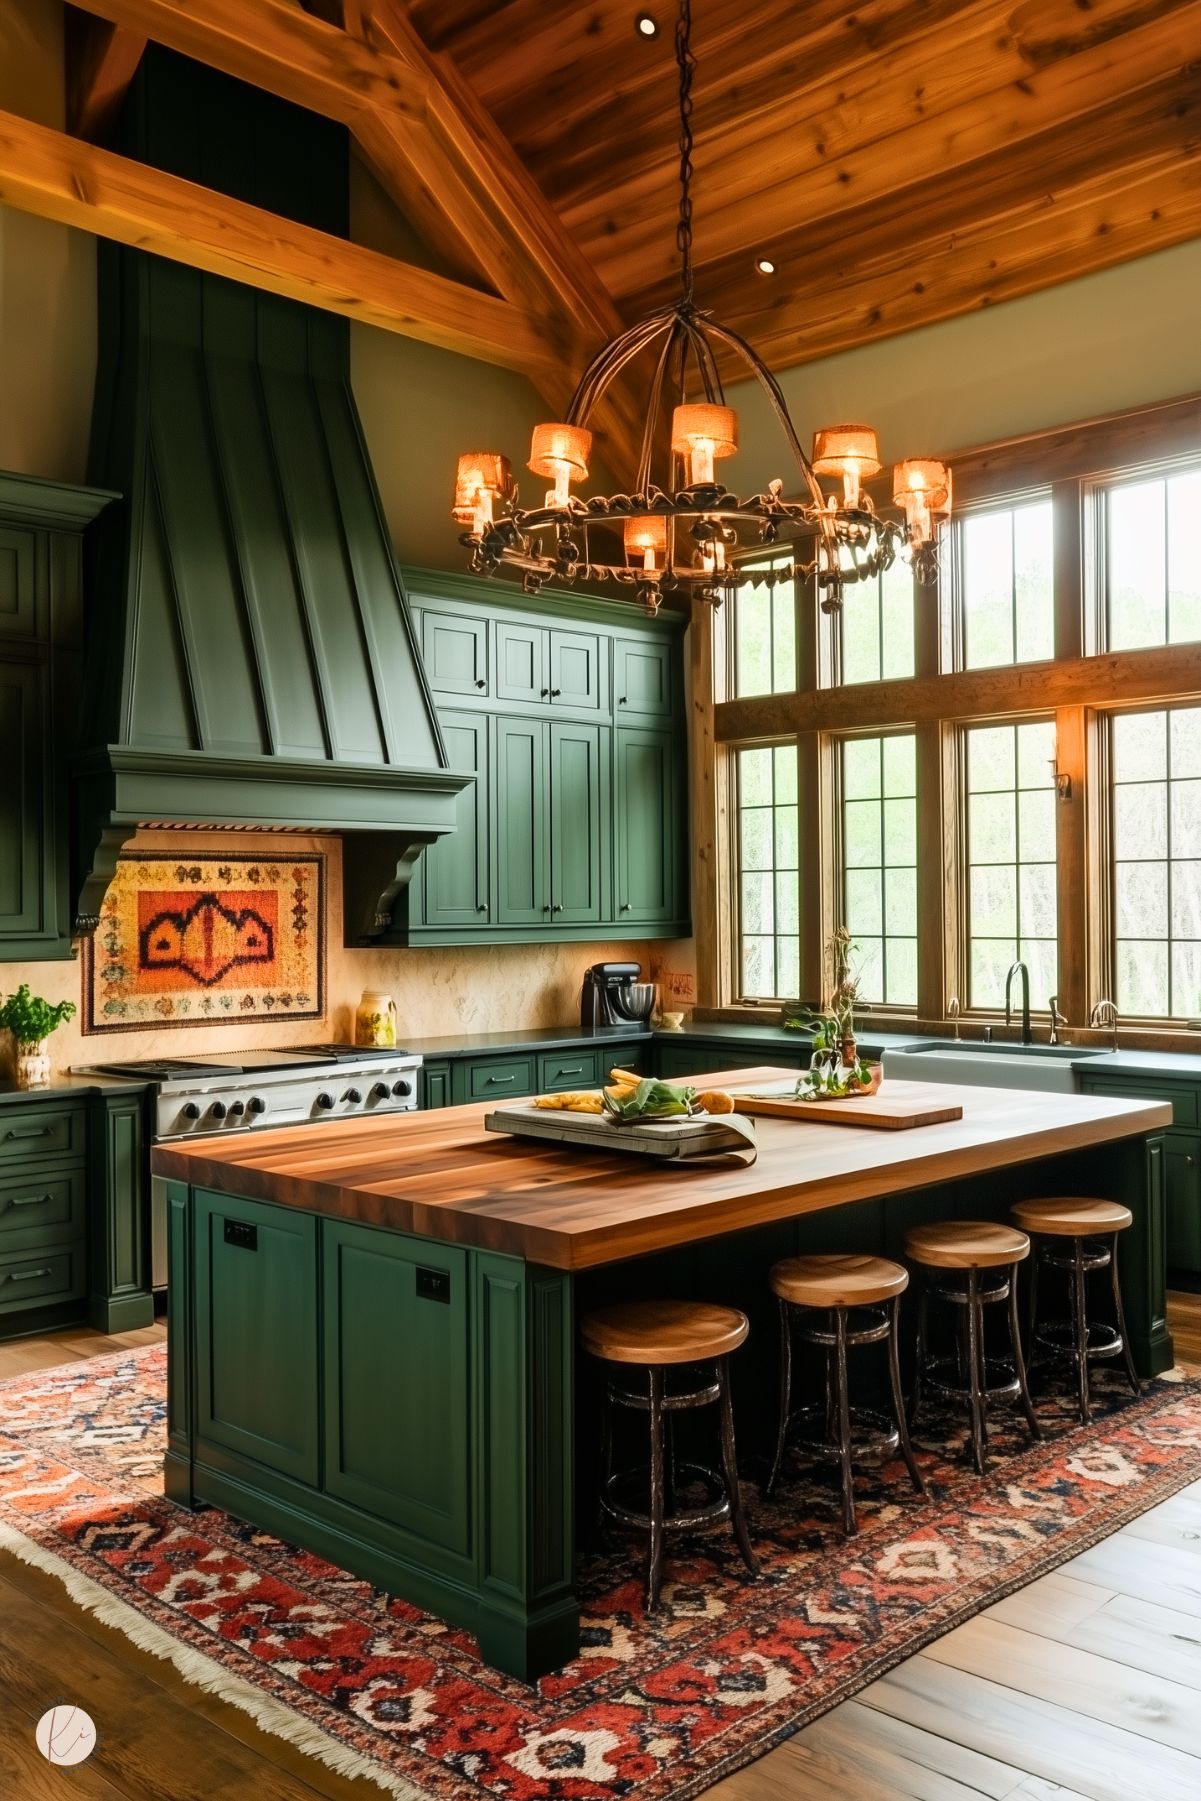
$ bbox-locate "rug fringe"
[0,1520,431,1801]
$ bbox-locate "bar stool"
[580,1299,759,1612]
[766,1254,926,1536]
[906,1221,1041,1475]
[1011,1197,1141,1423]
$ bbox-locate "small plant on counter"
[0,984,77,1090]
[788,930,882,1100]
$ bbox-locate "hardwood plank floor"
[0,1307,1198,1800]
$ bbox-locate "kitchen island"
[153,1071,1173,1680]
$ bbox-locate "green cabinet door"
[495,620,546,705]
[0,527,38,638]
[423,709,490,928]
[0,658,49,950]
[323,1222,471,1555]
[550,722,604,925]
[1165,1132,1201,1274]
[549,629,602,712]
[495,716,549,924]
[419,606,488,697]
[614,725,677,924]
[420,1060,453,1110]
[614,635,673,718]
[194,1191,319,1484]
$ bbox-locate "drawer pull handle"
[3,1125,52,1142]
[5,1267,53,1283]
[556,1066,583,1077]
[485,1074,516,1084]
[4,1193,52,1209]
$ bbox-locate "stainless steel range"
[74,1045,423,1289]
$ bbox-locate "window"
[839,558,915,685]
[964,720,1057,1008]
[960,501,1053,669]
[1105,468,1201,649]
[732,564,797,696]
[735,744,799,998]
[839,734,917,1005]
[1111,705,1201,1018]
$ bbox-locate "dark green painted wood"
[537,1048,603,1091]
[0,526,37,638]
[194,1189,319,1485]
[613,634,674,718]
[549,628,603,713]
[550,721,603,925]
[455,1054,539,1105]
[1165,1132,1201,1271]
[420,1061,453,1111]
[87,1092,154,1333]
[494,716,549,926]
[614,725,678,924]
[164,1179,195,1507]
[495,620,545,706]
[0,1165,86,1254]
[421,711,489,929]
[0,658,46,944]
[0,1105,86,1166]
[322,1222,471,1554]
[419,606,489,698]
[0,1240,86,1315]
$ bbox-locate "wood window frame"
[698,391,1201,1047]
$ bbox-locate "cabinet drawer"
[463,1056,538,1102]
[538,1049,602,1092]
[0,1240,85,1313]
[1082,1078,1197,1126]
[0,1106,85,1166]
[0,1165,85,1248]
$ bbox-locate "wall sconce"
[1049,749,1072,801]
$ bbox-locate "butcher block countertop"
[151,1069,1172,1271]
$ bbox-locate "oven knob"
[182,1103,201,1120]
[369,1082,390,1102]
[391,1080,412,1099]
[342,1088,363,1105]
[247,1096,266,1115]
[209,1101,228,1121]
[315,1092,334,1111]
[227,1101,246,1117]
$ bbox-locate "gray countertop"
[0,1072,152,1106]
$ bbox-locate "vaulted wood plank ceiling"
[403,0,1201,372]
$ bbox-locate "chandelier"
[453,0,951,615]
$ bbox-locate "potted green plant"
[790,930,883,1099]
[0,985,76,1090]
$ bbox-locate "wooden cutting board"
[730,1080,963,1130]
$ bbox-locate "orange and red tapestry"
[83,854,324,1032]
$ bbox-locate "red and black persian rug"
[1,1345,1199,1801]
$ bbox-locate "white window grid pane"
[1105,464,1201,652]
[961,501,1053,671]
[1112,702,1201,1019]
[733,562,798,698]
[840,734,917,1006]
[965,720,1057,1008]
[838,559,915,687]
[736,745,799,999]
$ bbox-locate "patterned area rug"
[1,1346,1200,1801]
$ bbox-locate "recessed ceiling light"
[754,256,777,276]
[636,13,659,36]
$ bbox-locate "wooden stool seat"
[1012,1196,1133,1237]
[905,1220,1031,1270]
[771,1253,909,1310]
[581,1299,749,1366]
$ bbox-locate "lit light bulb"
[893,459,951,547]
[624,515,668,572]
[453,453,511,535]
[671,403,738,487]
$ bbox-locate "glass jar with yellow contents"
[354,989,397,1048]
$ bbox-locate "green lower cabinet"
[1165,1131,1201,1273]
[420,1060,453,1111]
[323,1223,470,1554]
[454,1053,538,1105]
[194,1190,319,1485]
[88,1091,154,1332]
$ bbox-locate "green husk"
[603,1077,698,1121]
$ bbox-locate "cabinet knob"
[552,903,563,914]
[543,903,552,912]
[551,687,562,698]
[474,678,486,689]
[620,902,631,913]
[618,695,627,705]
[540,687,550,698]
[476,902,488,913]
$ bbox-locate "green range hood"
[76,50,468,944]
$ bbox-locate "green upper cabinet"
[615,725,679,924]
[422,710,490,929]
[614,635,674,719]
[388,570,689,946]
[0,472,113,962]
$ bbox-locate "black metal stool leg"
[965,1269,988,1474]
[887,1295,927,1496]
[909,1274,928,1429]
[1026,1243,1042,1372]
[647,1366,666,1611]
[1071,1239,1091,1423]
[765,1296,792,1499]
[973,1273,990,1453]
[833,1307,856,1535]
[664,1412,677,1515]
[1007,1258,1042,1440]
[1110,1232,1141,1397]
[598,1378,614,1531]
[717,1355,759,1576]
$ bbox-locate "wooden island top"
[151,1069,1173,1270]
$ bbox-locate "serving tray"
[484,1102,756,1160]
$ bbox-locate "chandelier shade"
[893,458,952,548]
[452,452,513,529]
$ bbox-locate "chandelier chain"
[675,0,696,309]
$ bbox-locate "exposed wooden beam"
[65,10,147,140]
[0,108,555,380]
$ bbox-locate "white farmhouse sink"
[881,1041,1113,1095]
